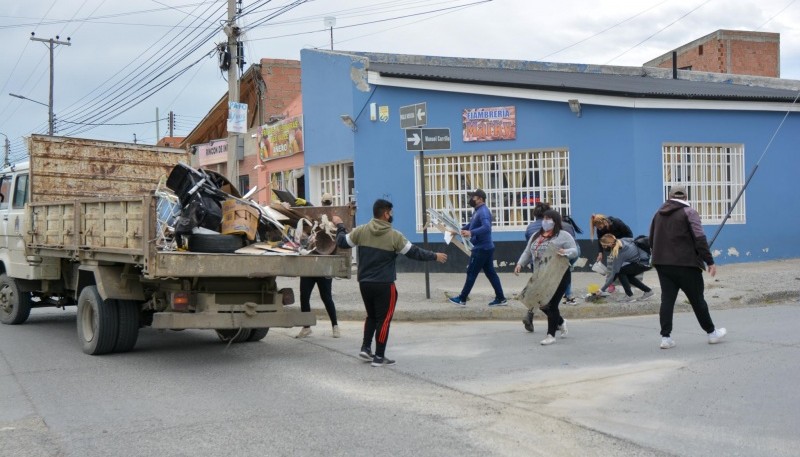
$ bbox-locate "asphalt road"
[1,301,799,457]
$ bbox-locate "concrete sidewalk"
[278,258,800,324]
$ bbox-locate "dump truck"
[0,135,350,354]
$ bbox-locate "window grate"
[313,161,354,206]
[414,149,571,231]
[662,143,745,224]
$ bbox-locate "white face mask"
[542,220,555,231]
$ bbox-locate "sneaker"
[558,319,568,338]
[708,327,727,344]
[619,295,636,303]
[295,327,312,338]
[332,325,340,338]
[488,298,508,307]
[641,290,655,300]
[564,296,577,305]
[522,310,534,333]
[371,356,396,367]
[448,296,466,306]
[358,347,373,361]
[540,335,556,346]
[660,336,676,349]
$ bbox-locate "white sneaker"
[660,336,676,349]
[332,325,341,338]
[558,320,568,338]
[540,335,556,345]
[641,290,655,300]
[295,327,312,339]
[708,327,727,344]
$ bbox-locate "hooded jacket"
[649,199,714,269]
[462,203,495,250]
[336,218,437,283]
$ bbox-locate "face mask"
[468,198,477,208]
[542,220,555,231]
[387,216,393,224]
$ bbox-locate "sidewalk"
[278,258,800,323]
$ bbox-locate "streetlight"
[9,93,52,135]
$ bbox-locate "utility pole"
[225,0,241,184]
[169,111,175,137]
[30,33,71,136]
[156,107,160,142]
[0,133,9,169]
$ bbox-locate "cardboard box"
[221,199,260,240]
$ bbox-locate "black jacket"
[649,200,714,269]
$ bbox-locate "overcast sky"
[1,0,798,162]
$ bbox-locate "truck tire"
[77,286,119,355]
[0,274,33,325]
[113,300,140,353]
[215,328,252,343]
[187,234,245,253]
[246,328,269,342]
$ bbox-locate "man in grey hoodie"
[650,185,726,349]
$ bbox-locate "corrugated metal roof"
[368,62,800,102]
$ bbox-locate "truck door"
[9,173,29,256]
[0,173,11,251]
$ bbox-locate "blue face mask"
[542,220,555,231]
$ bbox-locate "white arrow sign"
[407,133,421,146]
[416,107,426,121]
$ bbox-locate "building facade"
[301,49,800,271]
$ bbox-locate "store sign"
[196,139,228,166]
[462,105,516,142]
[259,115,304,161]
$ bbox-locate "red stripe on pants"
[377,283,397,344]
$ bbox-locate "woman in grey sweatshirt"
[598,234,654,302]
[514,210,578,345]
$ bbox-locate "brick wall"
[260,58,302,118]
[646,30,780,78]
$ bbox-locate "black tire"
[187,234,245,253]
[246,328,269,342]
[113,300,140,353]
[0,273,33,325]
[215,328,252,343]
[77,286,119,355]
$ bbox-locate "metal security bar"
[662,143,746,224]
[415,149,571,232]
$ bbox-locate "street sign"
[399,102,427,128]
[405,128,451,151]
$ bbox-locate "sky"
[1,0,799,163]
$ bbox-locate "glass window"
[312,161,354,206]
[414,149,571,231]
[0,175,11,210]
[662,143,745,224]
[12,173,29,209]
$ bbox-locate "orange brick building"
[644,29,780,78]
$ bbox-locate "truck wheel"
[188,234,245,253]
[113,300,140,353]
[246,328,269,342]
[0,273,33,325]
[77,286,119,355]
[215,328,252,343]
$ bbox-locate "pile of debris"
[154,163,342,255]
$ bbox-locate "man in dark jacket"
[650,185,726,349]
[333,199,446,367]
[448,189,508,307]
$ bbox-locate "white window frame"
[414,148,571,232]
[662,143,746,224]
[308,161,354,206]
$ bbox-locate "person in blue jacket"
[448,189,508,307]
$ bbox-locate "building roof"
[367,61,800,103]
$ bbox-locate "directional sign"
[405,128,451,151]
[399,102,427,128]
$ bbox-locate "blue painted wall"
[301,49,800,264]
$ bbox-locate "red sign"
[462,106,516,142]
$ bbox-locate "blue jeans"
[458,248,505,301]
